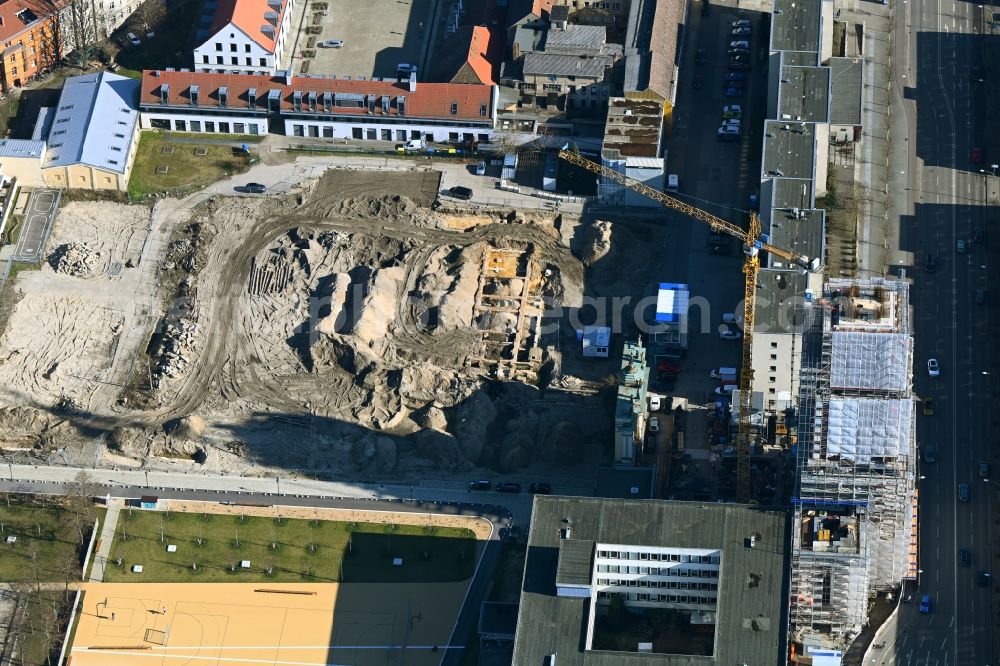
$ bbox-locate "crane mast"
[557,147,815,502]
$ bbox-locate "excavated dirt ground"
[0,168,672,487]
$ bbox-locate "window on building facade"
[190,121,201,132]
[219,122,230,133]
[260,58,267,66]
[231,57,238,65]
[216,56,223,64]
[202,55,208,63]
[322,127,333,138]
[230,43,236,51]
[244,43,251,52]
[215,42,222,50]
[205,121,216,132]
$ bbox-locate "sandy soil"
[0,167,667,491]
[164,499,492,540]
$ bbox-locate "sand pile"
[48,243,102,277]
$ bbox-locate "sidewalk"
[88,498,123,582]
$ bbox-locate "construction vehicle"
[558,145,820,501]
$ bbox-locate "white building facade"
[192,0,293,74]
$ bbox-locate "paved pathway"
[88,498,123,582]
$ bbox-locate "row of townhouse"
[138,69,497,145]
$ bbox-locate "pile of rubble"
[49,242,102,277]
[156,318,198,381]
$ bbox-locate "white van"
[667,174,680,193]
[722,313,741,324]
[710,367,737,379]
[715,385,737,395]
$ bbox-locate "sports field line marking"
[75,644,465,650]
[71,647,463,665]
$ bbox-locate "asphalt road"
[871,0,995,662]
[0,475,512,666]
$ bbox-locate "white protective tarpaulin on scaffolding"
[830,332,912,392]
[826,397,913,462]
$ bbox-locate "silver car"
[318,39,344,48]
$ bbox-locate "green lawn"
[14,590,75,666]
[105,510,478,583]
[127,131,254,198]
[0,498,102,583]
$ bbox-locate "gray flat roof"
[523,52,610,78]
[829,57,864,125]
[0,138,45,159]
[782,51,819,66]
[478,602,519,637]
[543,24,606,53]
[557,538,595,586]
[512,497,789,665]
[771,178,814,210]
[778,66,830,122]
[43,71,139,174]
[754,269,810,333]
[771,0,821,52]
[766,208,824,269]
[762,120,816,180]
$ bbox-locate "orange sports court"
[69,581,468,665]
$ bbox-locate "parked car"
[475,161,486,175]
[730,40,750,49]
[529,482,552,494]
[243,182,267,194]
[496,482,522,493]
[721,119,742,130]
[397,63,417,73]
[924,253,936,272]
[728,61,751,71]
[318,39,344,48]
[974,227,986,243]
[729,53,751,63]
[719,326,742,340]
[448,185,473,200]
[498,527,510,542]
[724,72,748,82]
[918,595,932,613]
[722,104,743,117]
[976,571,992,587]
[468,479,491,490]
[695,48,708,64]
[728,48,750,57]
[732,26,752,35]
[957,239,968,253]
[126,32,141,46]
[658,360,681,373]
[718,126,742,141]
[958,483,971,503]
[960,548,972,567]
[922,398,934,415]
[923,443,937,463]
[976,288,986,305]
[980,461,991,478]
[725,87,743,97]
[927,358,940,376]
[732,18,751,27]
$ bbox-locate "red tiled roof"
[465,26,495,85]
[208,0,288,52]
[140,70,494,122]
[0,0,53,43]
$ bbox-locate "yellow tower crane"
[557,147,819,502]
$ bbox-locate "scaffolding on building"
[789,278,917,656]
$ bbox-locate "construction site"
[0,167,681,484]
[789,277,917,658]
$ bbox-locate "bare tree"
[129,0,165,35]
[64,471,97,546]
[53,0,108,66]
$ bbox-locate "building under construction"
[789,277,917,661]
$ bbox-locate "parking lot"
[286,0,437,78]
[653,0,773,499]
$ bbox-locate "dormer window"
[308,91,316,112]
[189,85,199,106]
[160,84,169,104]
[218,86,228,107]
[293,91,302,111]
[248,87,257,109]
[450,102,458,115]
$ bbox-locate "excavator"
[558,146,820,501]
